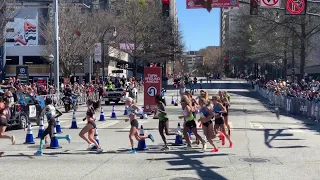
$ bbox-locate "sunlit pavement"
[1,81,320,180]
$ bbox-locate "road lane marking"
[97,121,120,128]
[250,122,264,129]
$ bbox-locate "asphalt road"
[1,80,320,180]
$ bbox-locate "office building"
[1,0,129,82]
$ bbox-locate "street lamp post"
[47,54,54,85]
[100,27,117,85]
[53,0,60,92]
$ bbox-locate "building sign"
[144,67,162,113]
[16,66,29,84]
[5,15,39,46]
[186,0,239,8]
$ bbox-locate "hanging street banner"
[285,0,307,15]
[144,67,162,113]
[260,0,280,7]
[186,0,239,8]
[94,43,102,63]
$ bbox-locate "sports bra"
[200,106,210,117]
[213,104,222,116]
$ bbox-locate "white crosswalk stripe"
[250,122,264,129]
[97,121,120,128]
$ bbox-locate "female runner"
[184,91,200,144]
[80,99,102,151]
[154,95,177,150]
[211,96,232,148]
[221,92,231,136]
[198,97,219,152]
[35,98,71,156]
[0,97,15,156]
[125,97,154,154]
[179,95,206,151]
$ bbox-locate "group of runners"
[151,89,233,152]
[0,88,232,156]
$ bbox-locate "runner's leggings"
[40,118,56,140]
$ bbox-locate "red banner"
[186,0,239,8]
[144,67,162,113]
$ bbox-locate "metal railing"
[254,85,319,123]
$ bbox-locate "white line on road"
[97,121,120,128]
[250,122,264,129]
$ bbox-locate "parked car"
[6,91,43,129]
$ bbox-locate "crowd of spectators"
[252,77,320,101]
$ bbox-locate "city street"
[1,81,320,180]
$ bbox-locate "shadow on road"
[144,149,229,180]
[264,129,308,149]
[229,90,318,149]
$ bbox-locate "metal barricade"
[36,92,88,108]
[254,84,320,123]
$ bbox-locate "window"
[24,94,35,104]
[15,93,25,105]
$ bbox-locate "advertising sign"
[5,13,39,46]
[33,77,48,86]
[144,67,162,113]
[16,66,29,84]
[186,0,239,8]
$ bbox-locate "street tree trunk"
[299,23,306,80]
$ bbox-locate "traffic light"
[162,0,170,17]
[250,0,258,15]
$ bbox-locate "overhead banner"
[144,67,162,113]
[186,0,239,8]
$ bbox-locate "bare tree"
[228,3,320,80]
[41,7,118,77]
[0,0,17,45]
[115,0,184,77]
[196,47,222,75]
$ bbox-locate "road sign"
[147,86,157,97]
[94,43,102,63]
[144,67,162,113]
[260,0,280,7]
[285,0,306,15]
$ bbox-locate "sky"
[176,1,221,51]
